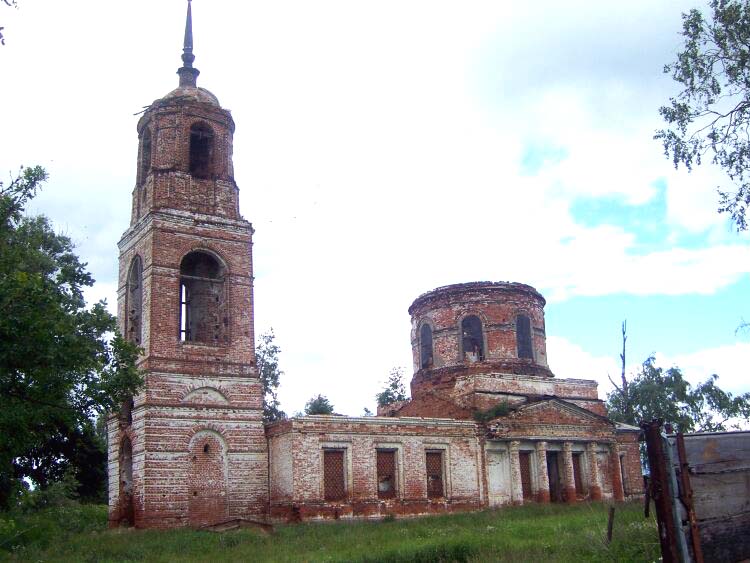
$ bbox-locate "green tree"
[0,166,142,508]
[1,1,18,46]
[255,329,286,423]
[375,367,408,407]
[607,356,750,432]
[304,394,334,415]
[656,0,750,230]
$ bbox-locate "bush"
[473,402,511,423]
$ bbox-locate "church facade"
[107,3,641,528]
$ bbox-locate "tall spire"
[177,0,200,88]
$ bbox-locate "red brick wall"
[268,416,483,521]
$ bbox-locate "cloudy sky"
[2,0,749,416]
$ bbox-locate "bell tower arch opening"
[179,250,226,344]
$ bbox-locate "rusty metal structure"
[642,420,750,562]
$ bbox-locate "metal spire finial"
[177,0,200,87]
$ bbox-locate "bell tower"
[108,0,267,528]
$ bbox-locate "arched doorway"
[187,431,228,527]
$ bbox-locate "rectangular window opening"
[425,450,444,499]
[323,449,346,502]
[377,450,397,499]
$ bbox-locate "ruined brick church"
[107,2,642,528]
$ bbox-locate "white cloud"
[657,342,750,397]
[2,0,748,417]
[546,336,620,400]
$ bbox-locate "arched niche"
[126,256,143,345]
[183,386,230,405]
[118,437,134,526]
[187,430,229,527]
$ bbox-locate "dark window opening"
[546,451,563,502]
[126,257,143,345]
[323,449,346,501]
[461,315,484,362]
[377,450,397,499]
[179,251,226,344]
[120,396,134,427]
[519,451,533,500]
[516,314,533,359]
[140,128,152,183]
[572,453,585,496]
[425,451,444,498]
[419,324,433,369]
[189,123,213,178]
[203,443,210,454]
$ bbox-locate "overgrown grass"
[1,501,659,562]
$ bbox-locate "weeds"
[1,501,659,562]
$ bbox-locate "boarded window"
[572,453,585,495]
[426,451,444,498]
[519,451,533,500]
[140,127,152,183]
[516,314,533,359]
[179,251,226,343]
[461,315,484,362]
[377,450,397,499]
[126,256,143,345]
[189,123,213,178]
[323,449,346,501]
[419,324,433,369]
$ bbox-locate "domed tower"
[398,282,588,418]
[409,282,552,376]
[108,1,267,528]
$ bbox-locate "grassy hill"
[1,501,658,562]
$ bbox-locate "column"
[535,441,550,503]
[509,441,523,505]
[562,442,576,503]
[610,442,625,502]
[587,442,602,501]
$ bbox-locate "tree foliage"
[255,329,286,423]
[0,166,142,508]
[656,0,750,230]
[1,0,18,46]
[304,394,334,415]
[375,367,408,408]
[607,356,750,432]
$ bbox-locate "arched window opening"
[461,315,484,362]
[126,257,143,345]
[189,123,213,178]
[516,314,533,359]
[119,437,134,526]
[140,128,152,183]
[179,251,226,344]
[419,324,433,369]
